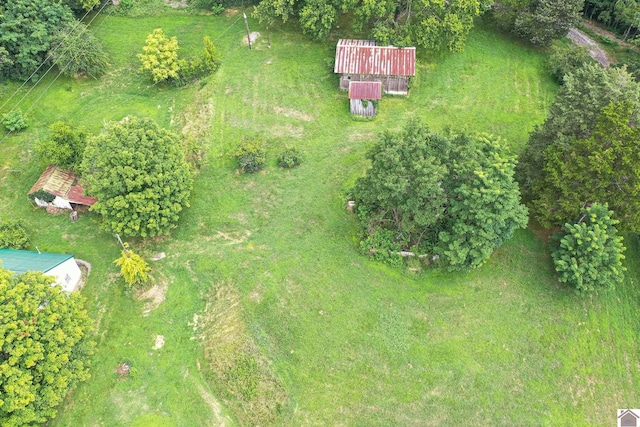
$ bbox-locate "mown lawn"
[1,6,639,426]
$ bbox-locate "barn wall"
[341,75,409,94]
[350,99,376,117]
[47,259,82,292]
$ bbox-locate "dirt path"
[580,19,637,50]
[567,28,610,67]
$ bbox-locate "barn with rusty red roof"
[334,39,416,95]
[29,165,97,210]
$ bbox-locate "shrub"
[0,219,29,249]
[359,228,405,268]
[28,189,56,203]
[114,244,151,288]
[551,203,626,293]
[234,139,266,173]
[277,147,303,168]
[35,121,86,171]
[138,29,181,83]
[2,109,28,132]
[50,22,109,78]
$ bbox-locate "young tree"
[50,22,109,78]
[0,1,75,80]
[35,121,86,172]
[81,117,193,238]
[138,29,181,83]
[533,101,640,230]
[114,243,151,287]
[0,268,94,426]
[552,203,626,292]
[353,120,528,269]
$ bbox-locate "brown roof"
[29,165,97,206]
[349,81,382,100]
[334,39,416,77]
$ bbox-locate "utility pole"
[243,13,252,50]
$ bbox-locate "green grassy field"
[1,6,639,426]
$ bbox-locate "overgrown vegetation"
[277,147,303,168]
[0,268,94,426]
[353,119,528,269]
[1,110,28,132]
[50,22,110,78]
[0,219,29,249]
[35,121,86,171]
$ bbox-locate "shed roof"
[28,165,97,206]
[0,249,74,274]
[334,39,416,77]
[349,81,382,100]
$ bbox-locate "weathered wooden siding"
[350,99,376,117]
[340,75,409,95]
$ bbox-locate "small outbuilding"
[28,165,97,210]
[0,248,83,293]
[334,39,416,95]
[349,81,382,117]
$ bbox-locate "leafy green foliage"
[114,244,151,287]
[533,101,640,230]
[254,0,488,51]
[517,63,640,199]
[1,110,28,132]
[81,117,193,238]
[0,219,29,249]
[0,0,75,80]
[552,203,626,292]
[353,120,528,269]
[35,121,86,171]
[277,147,303,168]
[28,189,55,203]
[50,22,109,78]
[234,139,266,173]
[138,29,181,83]
[492,0,584,46]
[0,268,94,426]
[171,36,221,87]
[547,42,593,83]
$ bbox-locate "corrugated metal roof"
[28,165,97,206]
[349,81,382,100]
[0,249,73,274]
[334,39,416,76]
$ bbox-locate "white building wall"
[46,258,82,292]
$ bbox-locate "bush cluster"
[2,110,28,132]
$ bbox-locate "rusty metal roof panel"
[349,81,382,99]
[334,41,416,76]
[29,165,97,206]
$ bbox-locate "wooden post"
[243,13,252,50]
[115,233,130,257]
[266,26,271,49]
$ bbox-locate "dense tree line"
[584,0,640,40]
[0,0,102,80]
[254,0,492,51]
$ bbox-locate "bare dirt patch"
[137,276,169,316]
[242,32,261,45]
[153,335,165,350]
[164,0,187,8]
[567,28,610,67]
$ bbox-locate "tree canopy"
[254,0,490,50]
[35,121,87,172]
[0,268,94,426]
[517,63,640,199]
[552,203,626,292]
[81,117,193,238]
[0,0,75,80]
[354,120,528,269]
[533,101,640,230]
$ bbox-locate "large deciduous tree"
[354,120,528,269]
[0,268,94,426]
[517,63,640,199]
[81,117,193,238]
[533,101,640,230]
[493,0,584,46]
[254,0,490,51]
[0,0,75,80]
